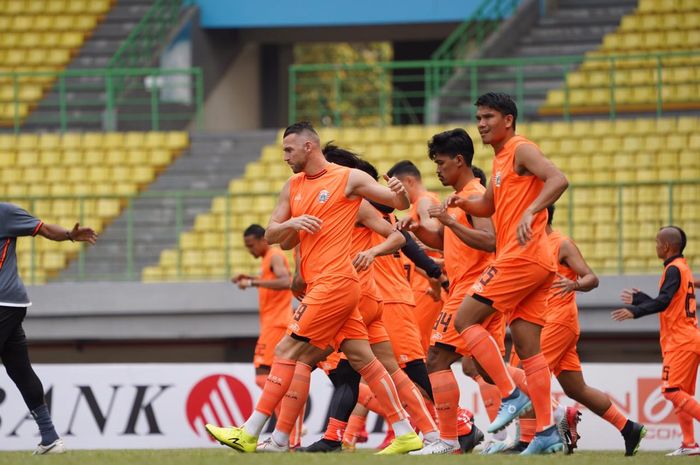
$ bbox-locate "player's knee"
[662,388,682,406]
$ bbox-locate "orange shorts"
[431,281,506,357]
[359,294,390,345]
[254,325,287,368]
[510,324,581,376]
[468,258,554,326]
[287,275,366,350]
[662,350,700,393]
[414,290,444,354]
[383,302,425,366]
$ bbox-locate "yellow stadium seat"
[150,150,173,166]
[165,132,188,150]
[96,199,120,218]
[83,150,103,165]
[126,150,148,165]
[61,133,82,150]
[132,166,155,183]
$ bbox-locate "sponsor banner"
[0,363,692,451]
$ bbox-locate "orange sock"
[521,354,552,432]
[678,410,696,446]
[323,417,348,442]
[276,362,311,434]
[429,370,460,441]
[520,418,536,443]
[255,358,296,416]
[255,374,267,390]
[506,365,529,397]
[602,403,628,431]
[344,414,367,445]
[391,369,438,435]
[358,358,407,424]
[424,397,439,423]
[290,403,305,447]
[664,389,700,421]
[358,382,383,414]
[476,376,501,422]
[461,325,515,397]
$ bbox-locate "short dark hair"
[475,92,518,130]
[546,205,555,225]
[472,166,487,187]
[283,121,318,138]
[322,142,361,169]
[243,224,265,238]
[387,160,421,180]
[661,225,687,254]
[357,159,379,181]
[427,128,474,165]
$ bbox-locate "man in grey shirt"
[0,202,97,455]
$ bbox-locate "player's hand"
[444,194,466,210]
[426,278,442,302]
[383,174,407,197]
[611,308,634,321]
[70,223,98,245]
[353,250,376,271]
[231,274,248,284]
[620,288,639,305]
[395,216,417,232]
[551,273,578,296]
[286,215,322,234]
[516,209,534,245]
[237,278,253,290]
[428,204,454,226]
[291,273,307,300]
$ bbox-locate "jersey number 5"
[685,282,696,319]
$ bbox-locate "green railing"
[288,49,700,126]
[8,179,700,284]
[0,67,204,132]
[431,0,520,85]
[108,0,184,69]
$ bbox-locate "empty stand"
[4,131,188,283]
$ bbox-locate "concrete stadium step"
[57,131,277,282]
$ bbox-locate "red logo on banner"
[638,378,675,424]
[186,374,253,437]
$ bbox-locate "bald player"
[613,226,700,457]
[448,93,569,455]
[206,122,422,455]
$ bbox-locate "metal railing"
[0,67,204,132]
[288,49,700,126]
[8,179,700,284]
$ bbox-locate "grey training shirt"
[0,203,42,307]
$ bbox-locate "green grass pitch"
[0,449,678,465]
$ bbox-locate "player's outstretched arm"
[266,180,321,249]
[612,266,681,320]
[38,222,97,244]
[514,143,569,245]
[347,169,410,210]
[240,254,292,290]
[429,199,495,252]
[446,183,495,218]
[551,238,599,296]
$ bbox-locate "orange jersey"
[258,247,294,331]
[372,211,414,306]
[658,256,700,354]
[545,231,579,331]
[352,221,382,300]
[491,135,555,271]
[443,178,493,287]
[289,163,361,285]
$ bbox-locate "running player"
[449,92,569,454]
[508,206,646,455]
[612,226,700,457]
[386,160,444,354]
[396,128,496,455]
[0,203,97,455]
[205,122,422,454]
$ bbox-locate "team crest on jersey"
[294,193,302,202]
[318,189,330,204]
[495,171,502,187]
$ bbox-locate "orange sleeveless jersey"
[443,178,493,287]
[352,220,382,300]
[408,191,443,291]
[289,164,361,285]
[658,256,700,354]
[372,211,415,306]
[258,247,294,331]
[545,231,579,332]
[491,135,555,271]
